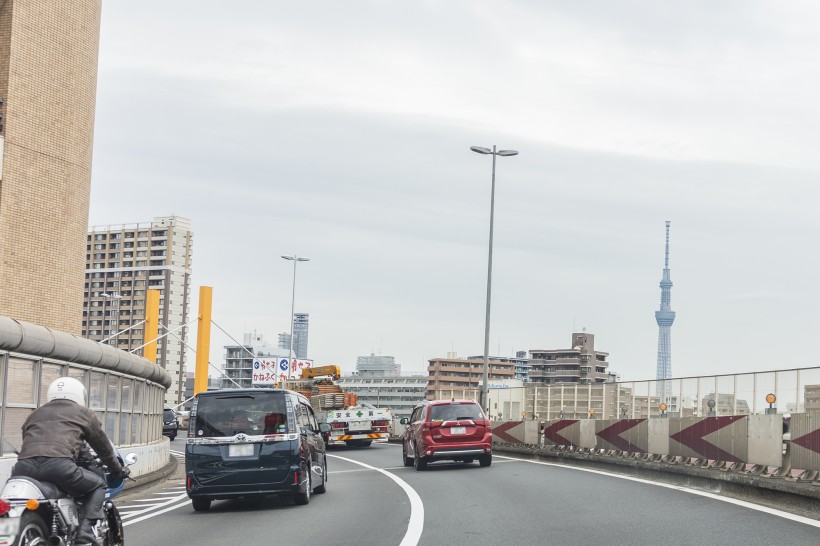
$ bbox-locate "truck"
[281,367,391,447]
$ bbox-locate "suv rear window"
[193,392,292,437]
[429,403,484,422]
[163,409,176,422]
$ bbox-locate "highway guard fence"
[0,315,172,457]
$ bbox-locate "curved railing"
[0,314,171,457]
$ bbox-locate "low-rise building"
[427,355,515,400]
[335,374,428,420]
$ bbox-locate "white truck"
[281,366,392,447]
[321,405,392,447]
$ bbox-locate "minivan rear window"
[193,392,292,437]
[430,403,484,422]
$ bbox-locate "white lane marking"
[328,466,409,474]
[494,455,820,528]
[122,501,191,526]
[119,493,189,519]
[328,454,424,546]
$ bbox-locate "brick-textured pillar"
[0,0,102,333]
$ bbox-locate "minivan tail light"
[293,471,299,485]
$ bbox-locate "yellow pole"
[142,289,160,363]
[194,286,213,396]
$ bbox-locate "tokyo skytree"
[655,221,675,399]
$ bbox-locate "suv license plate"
[228,444,254,457]
[450,427,466,435]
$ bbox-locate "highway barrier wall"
[491,411,820,477]
[0,315,173,479]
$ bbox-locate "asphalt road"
[120,438,820,545]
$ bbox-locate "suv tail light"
[0,499,10,515]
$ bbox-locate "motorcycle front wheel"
[102,504,125,546]
[13,510,48,546]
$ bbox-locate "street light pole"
[281,255,310,379]
[470,145,519,414]
[101,292,121,345]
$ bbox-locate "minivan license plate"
[450,427,466,435]
[228,444,254,457]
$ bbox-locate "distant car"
[163,408,179,440]
[400,399,492,470]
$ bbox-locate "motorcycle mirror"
[124,453,138,466]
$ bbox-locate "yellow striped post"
[194,286,213,396]
[142,289,160,363]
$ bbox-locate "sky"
[88,1,820,380]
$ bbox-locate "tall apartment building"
[0,1,102,333]
[357,353,398,376]
[426,355,515,400]
[528,332,610,385]
[293,313,309,358]
[278,312,309,359]
[82,216,193,406]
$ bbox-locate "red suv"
[399,400,492,470]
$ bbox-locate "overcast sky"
[88,1,820,381]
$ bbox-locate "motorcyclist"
[11,377,129,546]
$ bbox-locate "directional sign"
[543,420,576,447]
[792,429,820,452]
[789,411,820,472]
[669,415,747,462]
[492,421,526,443]
[596,419,646,452]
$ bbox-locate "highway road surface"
[120,437,820,545]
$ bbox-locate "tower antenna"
[655,221,676,402]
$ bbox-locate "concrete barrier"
[790,410,820,472]
[0,437,170,486]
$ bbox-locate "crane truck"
[282,365,391,447]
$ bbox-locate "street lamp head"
[470,146,492,155]
[296,257,310,262]
[497,150,519,157]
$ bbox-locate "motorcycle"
[0,449,137,546]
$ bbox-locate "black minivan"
[185,388,331,511]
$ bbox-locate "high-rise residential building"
[0,1,102,333]
[82,216,193,406]
[293,313,309,359]
[356,353,398,376]
[527,332,610,385]
[655,221,676,397]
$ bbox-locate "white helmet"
[47,377,87,406]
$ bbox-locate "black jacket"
[18,399,123,474]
